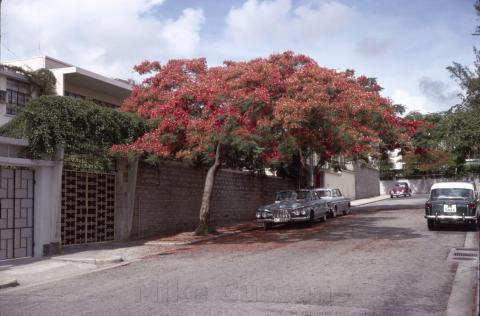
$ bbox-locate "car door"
[316,192,328,217]
[335,189,347,211]
[310,191,318,219]
[330,189,339,211]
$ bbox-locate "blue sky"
[3,0,478,113]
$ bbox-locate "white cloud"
[161,8,205,56]
[3,0,205,78]
[224,0,357,48]
[392,89,432,114]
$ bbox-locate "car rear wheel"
[320,213,327,222]
[343,203,350,215]
[427,219,436,231]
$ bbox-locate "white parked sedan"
[315,188,351,218]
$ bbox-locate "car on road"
[315,188,351,218]
[390,182,412,198]
[256,189,329,230]
[424,182,479,230]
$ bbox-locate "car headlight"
[262,211,268,218]
[301,210,307,215]
[256,212,262,218]
[292,210,300,216]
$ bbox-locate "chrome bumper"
[256,216,309,223]
[425,215,476,221]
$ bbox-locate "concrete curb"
[0,278,19,289]
[145,225,261,246]
[445,232,478,316]
[51,256,124,265]
[350,195,391,207]
[0,226,263,293]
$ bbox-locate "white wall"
[323,170,356,199]
[0,138,63,258]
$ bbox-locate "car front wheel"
[264,222,273,230]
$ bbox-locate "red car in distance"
[390,182,412,198]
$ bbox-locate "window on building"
[91,98,117,108]
[6,78,30,115]
[65,91,85,100]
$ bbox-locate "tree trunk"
[194,144,221,235]
[298,149,308,188]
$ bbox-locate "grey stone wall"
[131,161,294,238]
[354,165,380,199]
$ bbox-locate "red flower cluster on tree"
[115,52,413,166]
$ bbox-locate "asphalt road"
[0,195,473,315]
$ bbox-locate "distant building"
[0,56,132,125]
[389,148,404,170]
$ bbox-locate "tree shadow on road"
[198,214,425,250]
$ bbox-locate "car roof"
[315,188,333,191]
[430,182,475,191]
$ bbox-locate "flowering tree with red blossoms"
[113,52,417,235]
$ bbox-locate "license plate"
[444,204,457,213]
[274,217,288,223]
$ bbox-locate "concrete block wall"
[354,165,380,199]
[131,161,294,238]
[323,170,356,200]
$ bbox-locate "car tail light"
[468,202,477,209]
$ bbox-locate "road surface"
[0,195,474,315]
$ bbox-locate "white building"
[0,57,132,259]
[0,56,132,125]
[389,148,404,170]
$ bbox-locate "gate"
[61,170,115,245]
[0,168,34,260]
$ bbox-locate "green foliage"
[0,96,148,169]
[29,68,57,95]
[4,66,56,96]
[403,149,455,177]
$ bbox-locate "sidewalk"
[0,221,262,290]
[0,195,388,290]
[350,194,390,207]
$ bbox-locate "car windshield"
[430,188,473,199]
[275,191,297,201]
[316,190,331,197]
[275,190,310,201]
[295,191,310,200]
